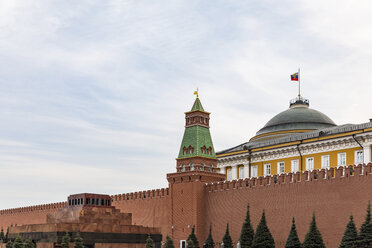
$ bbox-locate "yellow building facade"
[216,96,372,180]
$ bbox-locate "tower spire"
[194,88,199,98]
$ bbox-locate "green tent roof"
[178,126,216,159]
[178,98,215,159]
[191,98,204,111]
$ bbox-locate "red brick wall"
[111,188,170,241]
[202,164,372,248]
[0,202,66,229]
[1,165,372,248]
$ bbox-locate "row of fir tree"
[145,202,372,248]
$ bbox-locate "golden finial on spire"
[193,88,199,98]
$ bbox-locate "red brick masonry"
[1,164,372,248]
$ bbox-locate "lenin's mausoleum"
[1,95,372,248]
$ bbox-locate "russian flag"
[291,72,299,81]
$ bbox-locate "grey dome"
[256,100,336,137]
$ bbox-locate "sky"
[1,0,372,209]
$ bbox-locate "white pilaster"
[231,165,238,180]
[220,166,226,175]
[364,144,371,163]
[244,163,249,179]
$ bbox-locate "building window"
[201,163,205,171]
[226,168,232,180]
[321,155,330,169]
[355,150,363,164]
[264,164,271,176]
[180,164,185,172]
[251,165,258,178]
[188,146,194,154]
[207,147,212,155]
[291,159,299,172]
[190,163,194,171]
[277,162,285,174]
[209,164,213,172]
[204,118,207,124]
[306,157,314,171]
[338,152,346,166]
[239,166,244,179]
[188,118,190,124]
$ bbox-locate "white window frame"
[239,166,244,179]
[251,165,258,178]
[306,157,314,171]
[226,168,232,181]
[291,159,299,172]
[277,162,285,175]
[264,163,271,176]
[338,152,346,167]
[180,240,186,248]
[321,155,330,169]
[190,163,194,171]
[355,150,364,164]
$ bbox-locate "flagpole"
[298,68,301,98]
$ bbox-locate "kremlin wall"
[1,95,372,248]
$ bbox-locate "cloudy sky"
[1,0,372,209]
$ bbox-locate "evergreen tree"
[24,239,35,248]
[6,240,12,248]
[187,239,195,248]
[187,227,200,248]
[358,202,372,248]
[302,214,325,248]
[222,224,233,248]
[204,224,215,248]
[285,217,301,248]
[145,235,154,248]
[252,211,275,248]
[239,205,254,248]
[339,215,357,248]
[61,232,71,248]
[1,228,5,241]
[13,235,24,248]
[165,235,175,248]
[74,233,84,248]
[5,227,9,242]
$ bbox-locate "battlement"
[205,163,372,192]
[0,202,66,215]
[111,188,169,202]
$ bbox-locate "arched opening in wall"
[188,146,194,154]
[209,164,213,172]
[201,146,206,154]
[181,177,183,182]
[207,147,212,155]
[189,176,191,181]
[180,164,185,172]
[190,163,194,171]
[201,163,205,171]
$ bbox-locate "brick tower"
[167,94,225,247]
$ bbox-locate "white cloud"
[1,0,372,209]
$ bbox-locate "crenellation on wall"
[0,202,66,216]
[111,188,169,203]
[205,163,372,193]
